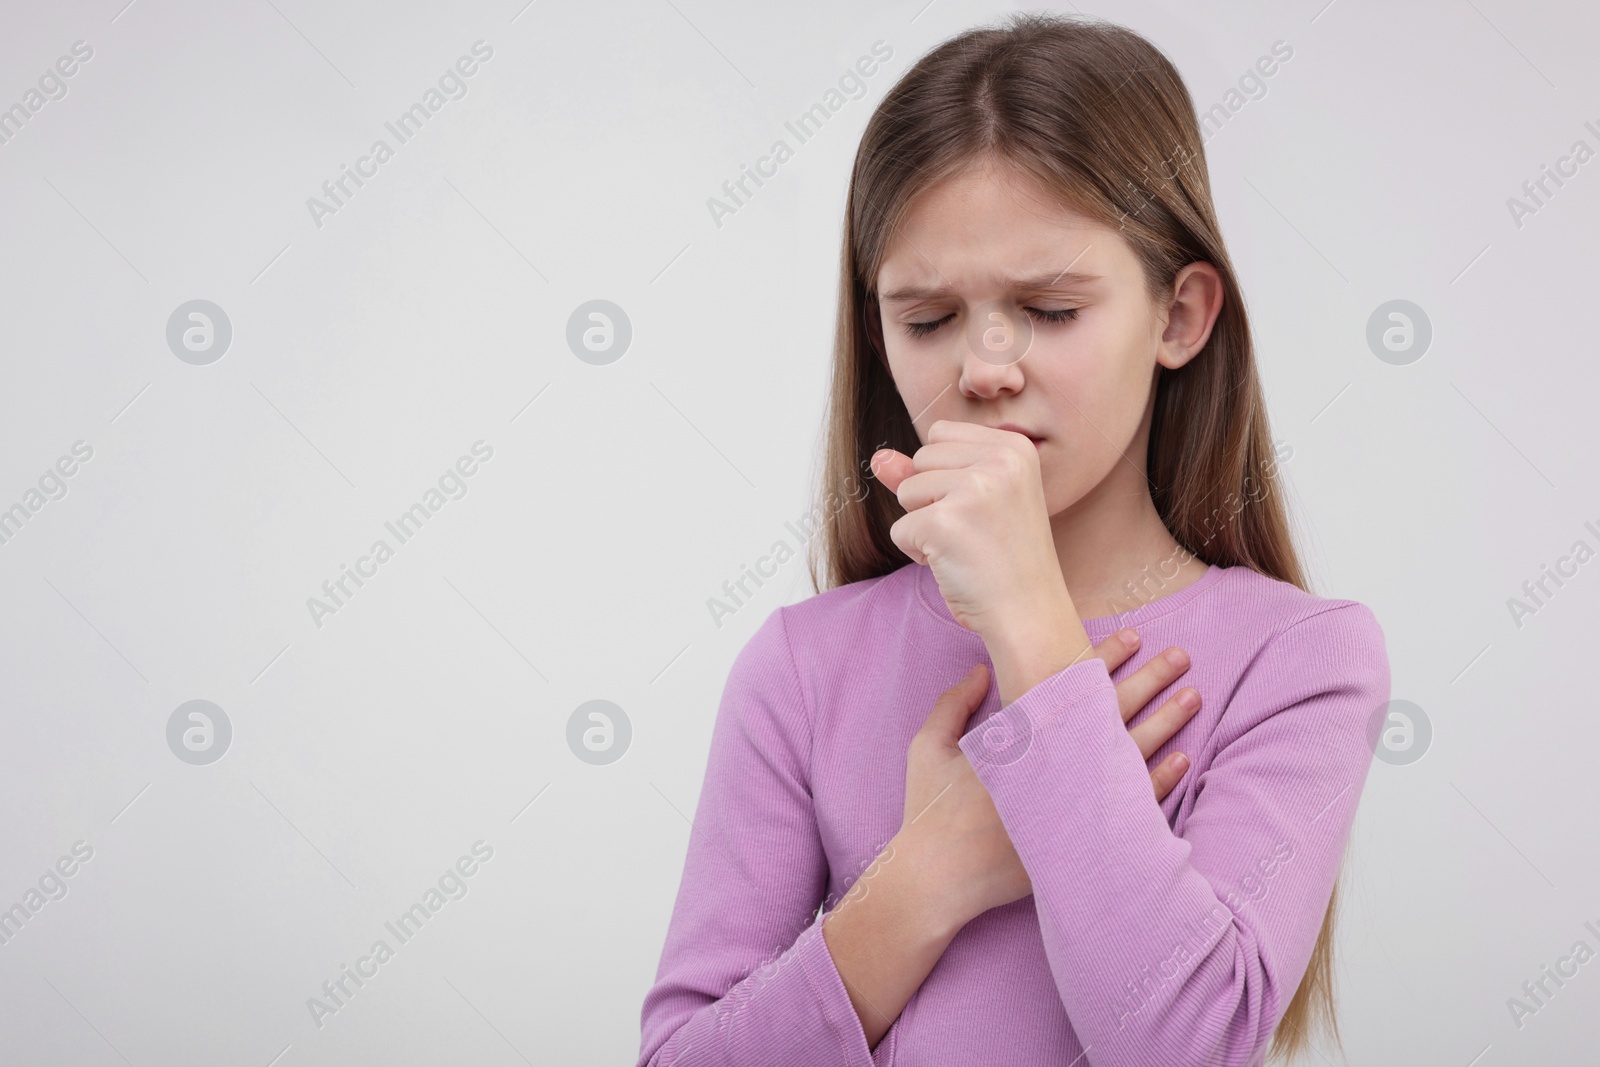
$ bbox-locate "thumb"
[870,448,915,494]
[922,664,990,743]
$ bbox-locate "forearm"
[819,829,961,1049]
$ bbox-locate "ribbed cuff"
[958,657,1115,768]
[794,911,877,1067]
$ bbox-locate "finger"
[889,467,966,513]
[1093,627,1141,677]
[919,663,990,743]
[926,419,1023,444]
[886,508,929,566]
[915,430,1039,480]
[907,440,996,473]
[1149,751,1190,801]
[1114,646,1192,723]
[894,441,1039,511]
[1128,687,1202,760]
[870,449,916,494]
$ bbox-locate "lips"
[992,422,1043,441]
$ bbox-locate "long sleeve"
[956,602,1390,1067]
[637,606,878,1067]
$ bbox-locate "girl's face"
[874,156,1221,521]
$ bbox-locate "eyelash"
[902,306,1079,338]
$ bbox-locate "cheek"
[1034,335,1152,490]
[884,352,948,422]
[1036,334,1136,438]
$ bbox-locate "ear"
[1156,262,1225,371]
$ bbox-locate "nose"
[958,302,1030,398]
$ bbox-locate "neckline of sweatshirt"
[911,556,1231,644]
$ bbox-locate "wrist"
[978,577,1079,645]
[886,825,976,941]
[981,588,1092,706]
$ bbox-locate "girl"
[638,12,1389,1067]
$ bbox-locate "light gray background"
[1,0,1595,1063]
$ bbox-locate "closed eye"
[902,306,1079,339]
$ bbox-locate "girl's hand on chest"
[895,627,1202,931]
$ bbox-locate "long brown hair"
[806,12,1341,1063]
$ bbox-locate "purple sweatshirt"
[638,561,1390,1067]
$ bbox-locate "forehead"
[876,159,1134,292]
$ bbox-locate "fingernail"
[1118,628,1139,648]
[1172,753,1189,771]
[1164,648,1189,669]
[1178,688,1200,711]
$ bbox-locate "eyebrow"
[878,270,1101,303]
